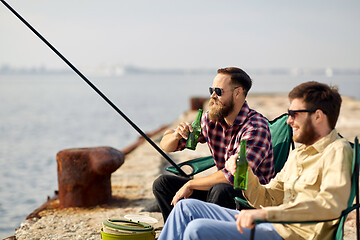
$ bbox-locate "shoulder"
[242,110,272,144]
[320,135,353,171]
[245,109,269,129]
[327,136,353,155]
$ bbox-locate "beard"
[293,117,320,145]
[208,97,234,122]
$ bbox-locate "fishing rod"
[1,0,188,177]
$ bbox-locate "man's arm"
[160,122,193,152]
[226,154,285,208]
[265,140,352,222]
[171,170,228,205]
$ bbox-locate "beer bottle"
[233,139,248,190]
[185,109,203,150]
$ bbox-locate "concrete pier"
[10,94,360,239]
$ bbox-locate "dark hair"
[217,67,252,96]
[288,81,342,129]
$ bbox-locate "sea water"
[0,71,359,238]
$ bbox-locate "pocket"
[299,170,320,185]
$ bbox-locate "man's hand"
[174,122,193,140]
[234,209,267,234]
[171,181,193,206]
[160,122,193,152]
[225,154,238,175]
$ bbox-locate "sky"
[0,0,360,70]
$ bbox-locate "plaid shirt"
[177,101,274,184]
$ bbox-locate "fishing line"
[1,0,188,177]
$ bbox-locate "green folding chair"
[166,113,294,179]
[250,137,360,240]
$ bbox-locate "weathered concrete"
[11,94,360,239]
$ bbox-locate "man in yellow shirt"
[158,81,353,240]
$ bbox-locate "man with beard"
[157,81,353,240]
[153,67,274,221]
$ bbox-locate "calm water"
[0,71,359,238]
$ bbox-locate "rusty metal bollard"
[190,97,208,111]
[56,146,124,207]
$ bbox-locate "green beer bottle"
[185,109,203,150]
[233,139,248,190]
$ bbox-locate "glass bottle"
[233,139,248,190]
[185,109,203,150]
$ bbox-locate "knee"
[177,198,200,207]
[183,219,209,239]
[207,183,237,207]
[208,183,230,201]
[152,175,169,192]
[177,198,197,210]
[209,183,230,194]
[176,199,203,215]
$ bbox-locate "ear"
[314,109,326,123]
[313,109,332,132]
[234,87,245,99]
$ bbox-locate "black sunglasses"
[209,86,241,97]
[287,109,317,118]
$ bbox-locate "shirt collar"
[298,129,339,153]
[233,101,250,126]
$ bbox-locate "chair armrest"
[254,204,359,225]
[166,156,215,177]
[234,196,254,210]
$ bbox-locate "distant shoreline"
[1,65,360,77]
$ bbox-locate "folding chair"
[250,137,360,240]
[165,113,294,179]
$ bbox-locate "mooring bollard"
[190,97,208,111]
[56,146,124,207]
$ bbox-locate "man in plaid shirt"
[153,67,274,221]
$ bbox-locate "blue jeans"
[158,199,283,240]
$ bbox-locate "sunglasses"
[287,109,317,118]
[209,86,241,97]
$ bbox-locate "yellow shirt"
[244,129,353,240]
